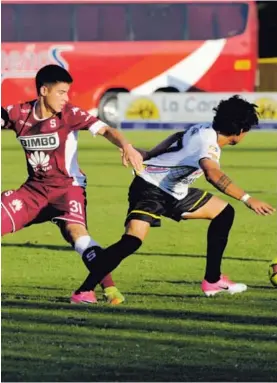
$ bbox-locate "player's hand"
[119,147,148,165]
[119,148,128,167]
[245,197,276,216]
[121,144,143,172]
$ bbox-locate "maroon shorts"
[1,180,87,233]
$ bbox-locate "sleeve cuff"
[88,120,107,136]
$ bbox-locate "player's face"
[43,82,71,113]
[229,131,247,146]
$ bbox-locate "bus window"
[40,5,72,41]
[99,6,127,41]
[1,5,17,42]
[130,4,185,41]
[16,5,40,42]
[187,3,248,40]
[75,4,127,41]
[75,5,99,41]
[187,5,215,40]
[1,2,249,42]
[215,5,245,37]
[3,4,72,42]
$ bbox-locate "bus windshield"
[2,2,249,42]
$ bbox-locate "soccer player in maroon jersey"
[1,64,143,305]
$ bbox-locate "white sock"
[74,235,101,256]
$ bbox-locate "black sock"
[76,234,142,293]
[204,204,235,283]
[82,246,102,272]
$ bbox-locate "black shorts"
[125,176,213,227]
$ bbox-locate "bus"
[1,0,258,126]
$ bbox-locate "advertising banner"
[118,92,277,130]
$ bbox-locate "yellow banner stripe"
[258,57,277,64]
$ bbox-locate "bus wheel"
[98,92,119,128]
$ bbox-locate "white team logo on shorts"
[4,190,14,197]
[28,151,52,172]
[10,199,23,212]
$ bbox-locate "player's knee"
[227,204,235,218]
[60,222,88,245]
[125,219,150,241]
[219,204,234,220]
[213,204,235,227]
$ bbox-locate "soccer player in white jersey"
[72,95,275,298]
[1,64,143,304]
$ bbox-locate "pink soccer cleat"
[201,274,247,297]
[70,290,97,304]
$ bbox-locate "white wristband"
[241,193,251,203]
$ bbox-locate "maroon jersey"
[5,101,106,187]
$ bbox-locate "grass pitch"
[1,130,277,382]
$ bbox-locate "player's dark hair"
[35,65,73,95]
[212,95,259,136]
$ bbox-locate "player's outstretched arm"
[200,158,276,216]
[147,131,183,159]
[96,125,143,171]
[135,132,183,161]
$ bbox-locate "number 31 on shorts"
[69,200,83,214]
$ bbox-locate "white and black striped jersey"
[139,123,221,200]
